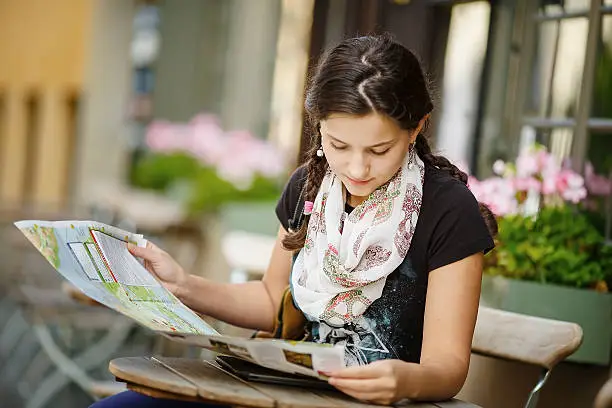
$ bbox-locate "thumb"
[127,242,158,261]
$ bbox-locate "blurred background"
[0,0,611,407]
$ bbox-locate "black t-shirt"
[275,165,494,365]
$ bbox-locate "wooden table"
[109,355,480,407]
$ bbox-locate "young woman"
[91,34,496,407]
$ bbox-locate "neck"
[346,191,367,207]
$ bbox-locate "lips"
[346,177,372,185]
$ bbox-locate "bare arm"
[399,252,483,400]
[176,226,293,332]
[328,253,483,403]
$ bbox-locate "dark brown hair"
[283,34,497,250]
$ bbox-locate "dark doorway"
[298,0,456,162]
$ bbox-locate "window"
[476,0,612,238]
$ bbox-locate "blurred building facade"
[0,0,136,212]
[305,0,612,177]
[0,0,308,212]
[4,0,609,214]
[0,0,93,209]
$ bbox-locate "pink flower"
[540,153,560,178]
[562,186,588,203]
[255,145,286,178]
[145,113,286,190]
[556,169,582,190]
[515,149,540,178]
[467,175,480,190]
[188,115,225,165]
[469,176,518,216]
[146,121,190,152]
[538,154,561,195]
[514,177,542,193]
[541,174,557,195]
[536,150,550,170]
[469,143,593,215]
[557,169,587,204]
[585,162,612,196]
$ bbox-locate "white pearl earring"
[316,147,324,157]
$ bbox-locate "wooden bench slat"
[156,357,275,408]
[111,356,479,407]
[109,357,198,397]
[89,380,126,398]
[243,384,347,408]
[207,359,351,408]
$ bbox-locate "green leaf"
[130,152,283,215]
[485,206,612,290]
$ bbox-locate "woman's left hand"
[327,359,405,405]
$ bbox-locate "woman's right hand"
[127,241,189,299]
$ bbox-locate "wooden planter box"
[480,275,612,365]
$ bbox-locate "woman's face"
[320,113,420,204]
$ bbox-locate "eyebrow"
[326,134,396,148]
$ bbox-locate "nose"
[347,152,370,180]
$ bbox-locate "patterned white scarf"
[291,148,425,327]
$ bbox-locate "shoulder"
[275,165,308,231]
[417,166,495,271]
[418,165,490,244]
[422,166,477,210]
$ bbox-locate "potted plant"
[130,114,287,235]
[468,144,612,365]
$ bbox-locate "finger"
[328,364,381,379]
[146,241,162,251]
[329,378,384,393]
[127,242,159,261]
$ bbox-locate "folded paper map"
[14,220,344,379]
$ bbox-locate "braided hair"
[282,34,497,251]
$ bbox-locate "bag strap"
[287,184,306,233]
[253,286,308,340]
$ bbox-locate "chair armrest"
[473,306,583,369]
